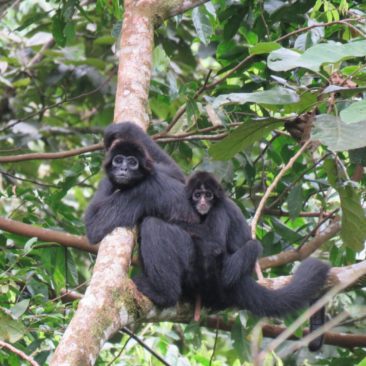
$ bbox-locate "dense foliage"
[0,0,366,365]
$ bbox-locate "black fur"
[85,123,199,307]
[183,171,330,318]
[104,122,185,182]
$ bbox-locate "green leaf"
[339,185,366,251]
[16,12,48,32]
[323,159,337,188]
[12,78,31,88]
[340,100,366,124]
[192,7,213,45]
[311,114,366,151]
[349,147,366,166]
[249,42,281,55]
[356,357,366,366]
[94,36,115,45]
[212,87,300,108]
[0,311,26,342]
[52,13,66,47]
[231,317,250,362]
[267,48,302,71]
[186,99,199,124]
[268,40,366,72]
[287,185,303,220]
[271,217,303,244]
[209,119,282,160]
[11,299,30,319]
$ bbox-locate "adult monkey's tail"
[236,258,330,317]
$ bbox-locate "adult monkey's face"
[111,154,140,184]
[105,140,153,188]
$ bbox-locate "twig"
[209,321,219,366]
[122,328,171,366]
[251,140,311,238]
[298,208,340,246]
[0,340,40,366]
[279,311,350,358]
[106,335,132,366]
[0,169,59,188]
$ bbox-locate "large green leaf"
[0,311,25,343]
[339,185,366,251]
[212,87,300,108]
[268,40,366,72]
[311,114,366,151]
[209,119,282,160]
[192,7,213,45]
[340,100,366,124]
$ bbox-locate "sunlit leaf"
[340,101,366,124]
[192,7,213,45]
[212,87,300,108]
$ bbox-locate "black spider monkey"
[183,171,330,321]
[85,122,199,306]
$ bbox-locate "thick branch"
[50,228,146,365]
[113,3,154,127]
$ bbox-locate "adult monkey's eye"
[113,155,124,166]
[193,191,201,200]
[127,156,139,169]
[205,191,214,200]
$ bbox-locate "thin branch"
[0,340,39,366]
[158,132,228,142]
[0,169,59,188]
[0,143,103,163]
[259,219,341,269]
[0,217,97,254]
[263,208,336,218]
[167,0,210,18]
[275,17,365,43]
[251,140,311,238]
